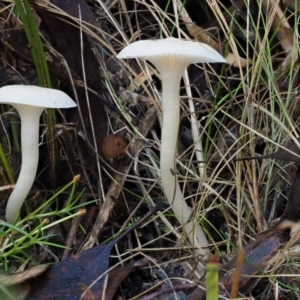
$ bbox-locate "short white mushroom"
[0,85,77,223]
[117,37,226,256]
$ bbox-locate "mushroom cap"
[0,85,77,108]
[117,37,227,63]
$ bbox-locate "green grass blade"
[206,254,219,300]
[13,0,51,87]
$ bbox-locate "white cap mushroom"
[0,85,77,223]
[118,37,226,256]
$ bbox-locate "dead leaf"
[128,70,155,92]
[27,242,119,299]
[218,232,288,295]
[105,265,134,300]
[0,265,49,287]
[266,139,300,162]
[225,52,248,68]
[0,265,49,300]
[26,204,161,299]
[279,165,300,222]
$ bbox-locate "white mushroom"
[117,37,226,256]
[0,85,77,223]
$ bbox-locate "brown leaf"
[105,265,134,300]
[279,165,300,222]
[283,0,300,11]
[219,232,288,294]
[266,139,300,162]
[26,205,161,300]
[256,163,300,235]
[0,265,49,300]
[225,52,249,68]
[0,265,49,287]
[27,241,118,300]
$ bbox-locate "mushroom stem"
[6,105,44,223]
[157,63,209,256]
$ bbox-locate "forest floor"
[1,0,300,299]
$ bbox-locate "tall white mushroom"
[0,85,77,223]
[118,37,226,256]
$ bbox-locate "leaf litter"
[1,0,300,299]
